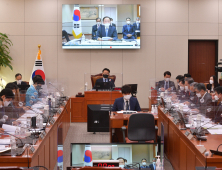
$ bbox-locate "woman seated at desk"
[207,75,219,94]
[25,76,45,107]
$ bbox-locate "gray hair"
[190,82,198,88]
[185,77,194,85]
[195,83,206,91]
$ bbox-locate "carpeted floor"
[62,123,174,170]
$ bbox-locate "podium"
[71,91,123,122]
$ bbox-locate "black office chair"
[121,113,157,143]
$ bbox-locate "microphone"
[204,151,209,170]
[0,115,8,123]
[195,123,219,141]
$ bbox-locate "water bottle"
[44,105,49,117]
[10,136,16,157]
[39,115,43,129]
[154,105,158,115]
[15,127,20,137]
[85,82,88,91]
[82,34,85,42]
[20,124,26,138]
[51,98,56,108]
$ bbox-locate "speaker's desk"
[158,106,222,170]
[110,112,158,143]
[0,100,70,170]
[71,91,123,122]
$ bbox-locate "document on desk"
[2,124,20,132]
[0,139,10,145]
[208,129,222,135]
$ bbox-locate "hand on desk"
[127,34,132,37]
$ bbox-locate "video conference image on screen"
[70,143,164,169]
[62,4,141,49]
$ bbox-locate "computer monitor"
[94,82,111,91]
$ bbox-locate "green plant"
[0,33,13,70]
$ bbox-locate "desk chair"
[121,113,156,143]
[91,73,116,88]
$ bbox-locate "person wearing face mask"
[176,75,184,90]
[13,73,27,86]
[116,157,128,169]
[177,79,187,101]
[110,18,116,27]
[133,17,140,31]
[122,17,135,39]
[112,85,141,111]
[96,16,118,41]
[92,17,101,40]
[184,73,192,79]
[184,77,194,97]
[184,82,199,108]
[93,68,115,89]
[207,75,219,94]
[149,158,157,170]
[156,71,176,92]
[140,158,149,169]
[212,86,222,124]
[25,76,45,107]
[192,83,213,118]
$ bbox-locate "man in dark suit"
[212,86,222,124]
[184,77,194,98]
[176,75,184,90]
[13,73,27,86]
[149,158,157,170]
[96,16,118,41]
[184,82,199,109]
[92,17,101,40]
[122,17,135,39]
[93,68,115,89]
[140,158,150,169]
[192,83,213,118]
[156,71,176,91]
[110,18,116,27]
[112,85,141,111]
[133,17,140,31]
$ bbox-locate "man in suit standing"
[112,85,141,111]
[13,73,27,86]
[133,17,140,31]
[93,68,115,89]
[122,17,135,39]
[110,18,116,27]
[149,158,157,170]
[96,16,118,41]
[92,17,101,40]
[156,71,176,91]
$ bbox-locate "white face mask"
[119,165,124,168]
[4,100,11,107]
[185,86,189,90]
[126,21,130,24]
[142,162,147,166]
[180,86,185,90]
[215,95,219,101]
[196,93,201,98]
[17,80,22,85]
[136,21,140,24]
[210,80,214,84]
[165,78,170,82]
[96,22,101,25]
[104,23,110,28]
[124,95,131,101]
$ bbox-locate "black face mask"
[103,74,108,78]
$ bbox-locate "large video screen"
[62,4,141,49]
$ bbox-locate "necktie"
[165,81,169,90]
[106,28,108,37]
[137,24,139,29]
[126,101,129,110]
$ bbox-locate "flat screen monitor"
[94,81,111,91]
[70,143,160,169]
[62,4,141,49]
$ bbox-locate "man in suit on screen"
[122,17,135,39]
[92,17,101,40]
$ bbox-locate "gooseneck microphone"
[204,151,209,170]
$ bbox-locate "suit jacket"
[13,81,27,86]
[149,163,155,170]
[96,25,118,40]
[140,165,150,169]
[214,102,222,123]
[93,78,115,89]
[92,24,99,40]
[133,22,140,31]
[122,24,135,39]
[112,97,141,111]
[207,83,219,93]
[198,92,213,117]
[110,23,116,27]
[156,80,176,91]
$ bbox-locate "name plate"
[57,108,63,114]
[173,119,179,125]
[50,117,55,125]
[30,146,35,154]
[199,146,206,154]
[184,131,190,137]
[187,134,193,140]
[163,109,168,114]
[42,131,46,136]
[39,133,44,140]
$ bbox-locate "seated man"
[13,73,27,85]
[156,71,176,91]
[26,76,45,107]
[93,68,115,89]
[193,83,213,117]
[184,82,199,108]
[213,86,222,124]
[176,75,184,90]
[112,85,141,111]
[110,18,116,27]
[184,77,194,97]
[122,17,135,39]
[92,17,101,40]
[177,79,186,101]
[117,157,127,169]
[140,158,149,169]
[133,17,140,31]
[96,16,118,41]
[184,73,191,79]
[149,158,157,170]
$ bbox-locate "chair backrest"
[91,73,116,88]
[128,113,156,142]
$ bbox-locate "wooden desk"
[0,100,71,170]
[71,91,123,122]
[110,112,158,143]
[158,106,222,170]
